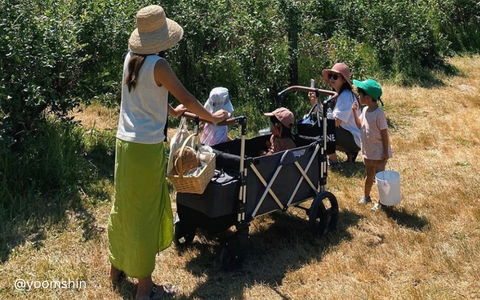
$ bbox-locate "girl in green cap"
[352,79,392,211]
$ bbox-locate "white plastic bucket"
[375,170,401,206]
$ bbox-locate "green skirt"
[108,139,173,278]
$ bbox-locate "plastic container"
[258,128,271,136]
[375,170,401,206]
[197,146,213,166]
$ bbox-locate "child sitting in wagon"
[263,107,296,155]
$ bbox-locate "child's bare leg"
[376,162,386,173]
[364,165,376,198]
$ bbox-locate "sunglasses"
[327,73,339,80]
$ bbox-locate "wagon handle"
[276,85,338,99]
[181,111,244,127]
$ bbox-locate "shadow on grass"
[382,206,429,231]
[112,278,137,300]
[0,193,104,263]
[330,161,365,178]
[177,209,361,300]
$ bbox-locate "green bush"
[165,0,292,122]
[433,0,480,53]
[73,1,147,106]
[0,0,85,144]
[330,0,451,83]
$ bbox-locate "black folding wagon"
[174,86,340,270]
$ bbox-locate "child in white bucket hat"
[201,87,234,146]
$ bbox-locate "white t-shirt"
[333,89,361,148]
[116,52,168,144]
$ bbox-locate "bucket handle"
[375,162,394,186]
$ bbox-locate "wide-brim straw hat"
[322,62,352,87]
[128,5,184,55]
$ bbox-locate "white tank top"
[116,51,168,144]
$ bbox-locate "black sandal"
[149,284,178,299]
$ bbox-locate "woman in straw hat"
[108,5,228,299]
[309,62,361,168]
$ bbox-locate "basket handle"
[175,133,197,178]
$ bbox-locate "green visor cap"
[353,79,383,100]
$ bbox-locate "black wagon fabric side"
[176,170,240,218]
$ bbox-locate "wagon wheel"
[173,221,196,247]
[308,191,339,236]
[220,246,243,271]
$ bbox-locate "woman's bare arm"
[154,59,227,124]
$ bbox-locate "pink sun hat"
[322,62,352,87]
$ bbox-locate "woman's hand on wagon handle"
[212,109,229,125]
[168,104,187,117]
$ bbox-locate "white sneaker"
[371,202,383,211]
[358,196,371,204]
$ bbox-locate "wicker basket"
[167,134,216,194]
[172,146,199,176]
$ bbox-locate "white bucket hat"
[204,87,234,115]
[128,5,184,55]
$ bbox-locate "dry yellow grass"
[71,103,119,131]
[1,55,480,299]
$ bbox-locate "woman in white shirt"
[311,63,361,168]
